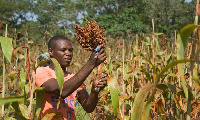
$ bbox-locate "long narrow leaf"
[50,58,64,92]
[41,113,56,120]
[141,59,195,120]
[179,24,198,48]
[19,104,29,119]
[176,33,188,99]
[0,36,12,63]
[131,83,155,120]
[193,68,200,89]
[4,117,17,120]
[107,77,119,117]
[19,72,26,93]
[50,58,64,108]
[0,96,24,105]
[35,87,45,119]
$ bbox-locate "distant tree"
[0,0,197,41]
[143,0,196,36]
[79,0,196,38]
[0,0,33,30]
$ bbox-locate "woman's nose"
[65,50,72,55]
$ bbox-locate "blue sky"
[185,0,192,2]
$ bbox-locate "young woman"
[35,35,107,120]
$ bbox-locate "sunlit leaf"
[41,112,63,120]
[0,96,24,105]
[124,115,130,120]
[16,53,25,60]
[108,61,113,75]
[41,113,56,120]
[107,77,119,117]
[132,84,155,120]
[154,33,163,36]
[12,46,27,57]
[177,34,188,100]
[50,58,64,108]
[19,104,29,119]
[9,71,15,81]
[180,24,198,48]
[28,40,34,44]
[35,87,45,119]
[193,68,200,89]
[0,36,12,63]
[4,117,17,120]
[20,72,26,92]
[141,59,195,120]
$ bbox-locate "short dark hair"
[48,35,70,49]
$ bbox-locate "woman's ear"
[48,48,53,56]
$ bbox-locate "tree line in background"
[0,0,197,43]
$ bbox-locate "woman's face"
[49,39,73,68]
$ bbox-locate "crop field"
[0,1,200,119]
[0,23,200,120]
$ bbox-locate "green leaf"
[180,24,198,48]
[108,60,113,75]
[157,84,168,91]
[41,113,56,120]
[0,36,12,63]
[10,71,15,81]
[41,112,63,120]
[35,87,45,119]
[177,25,198,101]
[50,58,64,108]
[154,33,163,36]
[107,77,119,117]
[50,58,64,94]
[141,69,151,82]
[11,102,21,115]
[123,115,130,120]
[177,29,193,100]
[0,96,24,105]
[131,83,155,120]
[20,72,26,92]
[193,68,200,89]
[13,46,27,57]
[19,104,29,119]
[11,102,26,119]
[4,117,17,120]
[141,59,195,120]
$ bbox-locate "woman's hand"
[92,73,108,93]
[88,47,107,69]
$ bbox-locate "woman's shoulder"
[36,66,53,73]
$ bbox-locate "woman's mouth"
[64,58,72,62]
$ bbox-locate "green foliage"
[0,0,33,27]
[132,84,155,120]
[0,36,12,63]
[107,77,119,117]
[50,58,64,108]
[19,71,26,93]
[0,96,24,105]
[35,87,45,119]
[0,1,200,119]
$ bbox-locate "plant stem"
[1,24,7,117]
[1,56,5,117]
[122,38,125,119]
